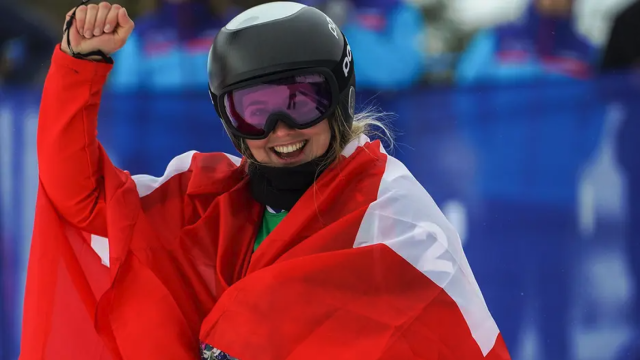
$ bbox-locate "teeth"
[273,141,306,154]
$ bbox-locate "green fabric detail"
[254,209,287,251]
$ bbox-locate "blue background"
[1,74,640,360]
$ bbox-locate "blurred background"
[2,0,640,359]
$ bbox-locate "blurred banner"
[2,73,640,360]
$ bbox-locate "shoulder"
[370,146,435,208]
[131,151,197,198]
[127,151,245,237]
[131,151,244,199]
[343,137,433,207]
[345,138,455,239]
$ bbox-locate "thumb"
[63,10,74,32]
[62,10,82,50]
[63,10,78,35]
[115,7,134,39]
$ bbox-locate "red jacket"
[20,47,510,360]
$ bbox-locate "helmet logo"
[326,16,339,39]
[325,16,351,77]
[343,45,352,77]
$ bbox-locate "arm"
[37,47,113,236]
[38,2,134,235]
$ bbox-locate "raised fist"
[61,2,134,58]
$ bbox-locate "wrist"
[59,44,111,62]
[60,43,73,57]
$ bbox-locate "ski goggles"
[218,69,339,140]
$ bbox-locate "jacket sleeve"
[37,46,115,237]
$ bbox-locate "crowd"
[2,0,640,90]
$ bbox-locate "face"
[238,79,332,167]
[535,0,572,16]
[245,120,332,167]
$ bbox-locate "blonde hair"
[321,107,395,168]
[237,108,395,167]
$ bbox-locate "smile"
[272,140,307,154]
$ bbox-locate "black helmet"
[207,2,356,148]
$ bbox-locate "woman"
[21,2,510,359]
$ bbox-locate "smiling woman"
[22,2,510,359]
[206,1,384,210]
[224,73,336,166]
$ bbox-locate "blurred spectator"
[601,0,640,70]
[109,0,427,91]
[0,2,57,86]
[573,0,636,48]
[407,0,476,84]
[109,0,245,90]
[340,0,427,90]
[456,0,596,86]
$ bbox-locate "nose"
[271,120,296,137]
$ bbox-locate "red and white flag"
[21,47,510,360]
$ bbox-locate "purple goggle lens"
[223,74,333,138]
